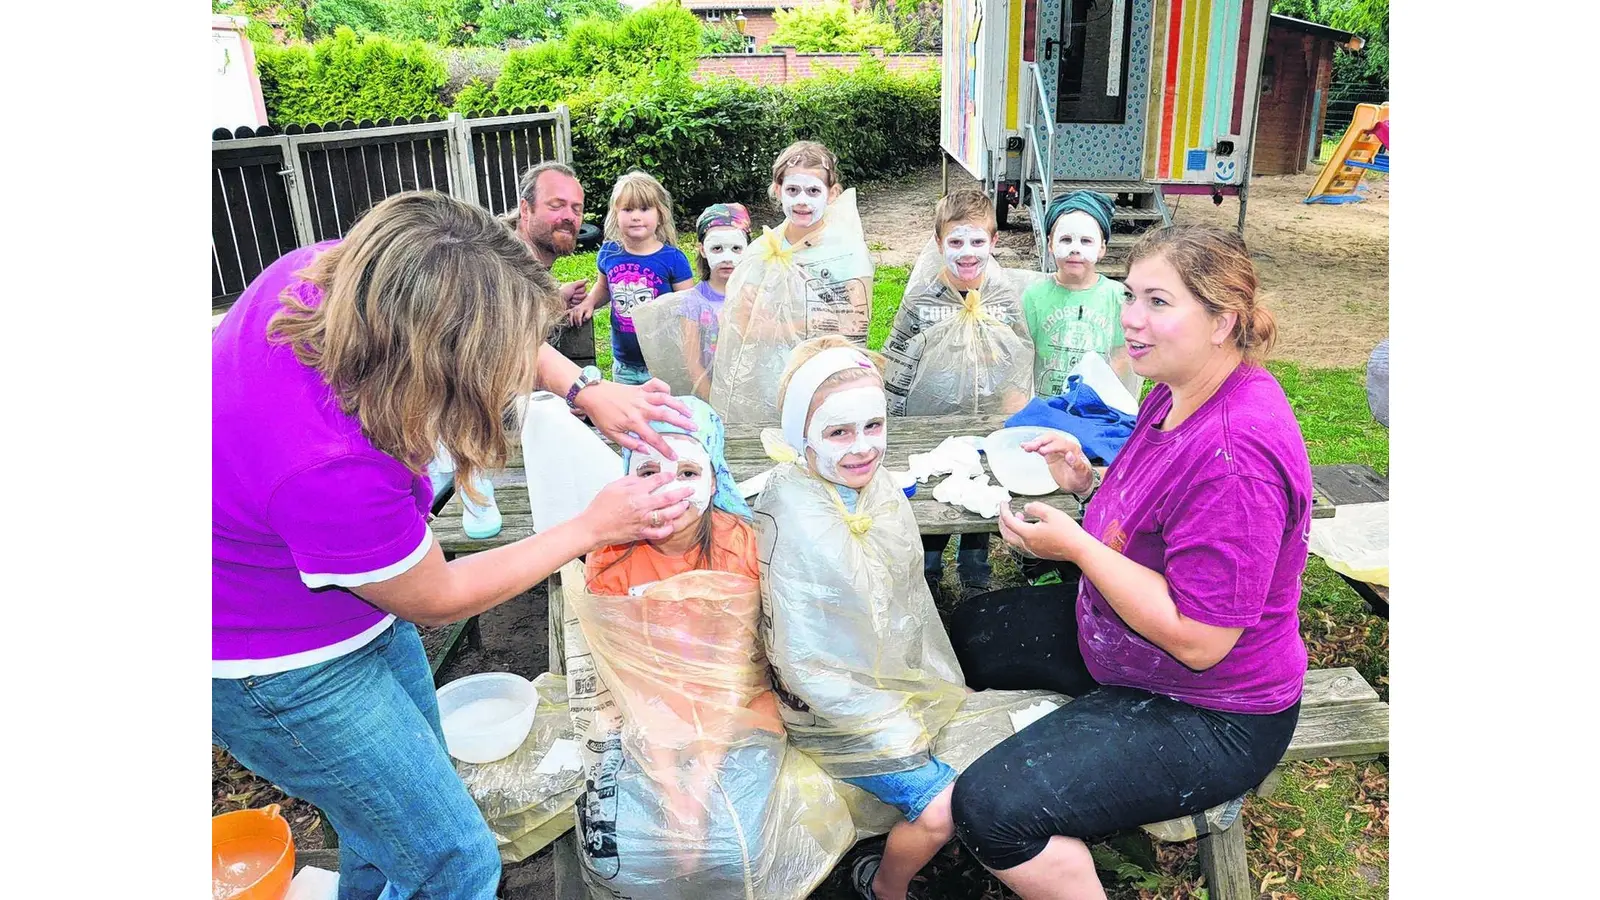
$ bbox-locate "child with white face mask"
[632,203,753,401]
[754,336,967,900]
[881,190,1044,599]
[1021,190,1134,398]
[709,142,875,424]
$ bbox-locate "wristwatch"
[565,365,602,409]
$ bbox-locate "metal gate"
[212,108,571,312]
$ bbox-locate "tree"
[857,0,940,53]
[473,0,627,46]
[772,0,902,53]
[701,20,747,54]
[1273,0,1388,87]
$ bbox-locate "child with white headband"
[753,336,967,900]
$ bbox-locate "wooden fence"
[212,108,570,313]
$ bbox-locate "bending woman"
[947,225,1313,900]
[212,192,696,900]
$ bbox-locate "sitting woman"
[755,336,967,900]
[573,396,852,900]
[946,225,1313,900]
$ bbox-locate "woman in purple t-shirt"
[944,225,1313,900]
[213,193,701,900]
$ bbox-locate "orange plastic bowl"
[212,803,296,900]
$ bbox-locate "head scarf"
[1043,190,1115,243]
[695,203,753,243]
[621,396,753,520]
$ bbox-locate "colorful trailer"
[940,0,1275,271]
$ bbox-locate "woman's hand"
[1022,432,1094,494]
[579,472,694,546]
[567,299,596,325]
[998,502,1093,562]
[574,379,696,457]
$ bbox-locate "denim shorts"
[841,757,958,822]
[611,358,651,386]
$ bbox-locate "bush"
[772,0,901,53]
[785,58,939,184]
[257,26,449,124]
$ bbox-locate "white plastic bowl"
[436,672,538,764]
[982,426,1070,496]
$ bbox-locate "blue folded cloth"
[1005,375,1137,465]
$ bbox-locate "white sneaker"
[462,472,503,539]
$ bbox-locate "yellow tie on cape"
[753,226,795,267]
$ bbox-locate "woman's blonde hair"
[769,140,841,201]
[1126,224,1277,361]
[776,335,886,413]
[603,170,678,246]
[268,191,559,501]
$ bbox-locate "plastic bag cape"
[883,239,1045,417]
[454,672,584,863]
[710,190,873,424]
[752,460,967,779]
[560,560,853,900]
[633,288,717,401]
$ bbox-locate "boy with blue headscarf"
[1022,190,1133,397]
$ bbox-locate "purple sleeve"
[1162,476,1288,628]
[267,455,431,588]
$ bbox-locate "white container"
[520,391,624,533]
[982,426,1070,496]
[436,672,538,764]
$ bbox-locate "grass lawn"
[549,256,1389,900]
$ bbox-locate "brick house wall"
[695,47,939,85]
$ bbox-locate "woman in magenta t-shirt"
[213,192,700,900]
[945,225,1313,900]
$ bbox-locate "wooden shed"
[1252,14,1363,176]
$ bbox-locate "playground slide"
[1305,102,1389,205]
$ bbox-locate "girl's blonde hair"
[603,170,678,246]
[776,335,886,413]
[1126,224,1277,362]
[769,140,841,201]
[268,191,559,501]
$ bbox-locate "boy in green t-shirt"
[1022,190,1133,396]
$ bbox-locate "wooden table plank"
[1311,464,1388,505]
[436,413,1334,554]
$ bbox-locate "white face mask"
[805,386,887,483]
[628,436,714,514]
[1051,210,1105,266]
[781,173,830,226]
[702,226,747,271]
[942,224,993,280]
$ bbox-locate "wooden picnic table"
[1310,463,1389,618]
[433,412,1337,554]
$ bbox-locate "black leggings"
[946,582,1300,871]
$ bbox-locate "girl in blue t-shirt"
[570,170,695,385]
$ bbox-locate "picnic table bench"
[1311,463,1389,618]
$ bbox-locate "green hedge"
[257,27,448,124]
[254,22,940,223]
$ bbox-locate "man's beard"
[531,221,577,258]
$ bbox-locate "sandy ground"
[857,164,1389,368]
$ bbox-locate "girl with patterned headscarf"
[631,204,753,401]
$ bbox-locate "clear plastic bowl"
[436,672,538,764]
[982,426,1070,496]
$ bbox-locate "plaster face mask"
[805,385,888,485]
[781,173,830,227]
[628,435,714,515]
[1051,210,1105,267]
[942,225,993,282]
[702,226,748,273]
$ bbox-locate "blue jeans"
[212,621,499,900]
[611,357,651,386]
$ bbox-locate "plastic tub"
[213,804,294,900]
[437,672,539,764]
[982,426,1068,496]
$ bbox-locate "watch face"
[581,365,602,385]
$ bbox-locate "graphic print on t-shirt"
[606,262,666,335]
[1037,302,1120,395]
